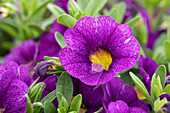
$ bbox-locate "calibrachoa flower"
[0,61,32,113]
[59,15,140,85]
[72,78,105,113]
[4,39,38,71]
[138,55,158,92]
[103,78,149,113]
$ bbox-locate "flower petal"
[103,78,124,109]
[108,101,129,113]
[117,84,137,105]
[129,107,146,113]
[129,100,150,113]
[0,79,28,113]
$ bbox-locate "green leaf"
[29,77,40,91]
[56,72,73,105]
[28,24,44,35]
[155,65,166,88]
[85,0,107,16]
[118,2,126,23]
[167,25,170,41]
[58,14,77,28]
[129,72,153,107]
[47,71,63,75]
[154,98,167,112]
[164,40,170,61]
[151,73,157,101]
[29,0,51,19]
[32,102,44,113]
[108,6,121,23]
[26,94,33,113]
[154,85,161,98]
[57,92,69,111]
[125,15,140,28]
[68,0,82,17]
[41,90,57,105]
[55,32,67,48]
[69,94,82,112]
[28,82,43,102]
[44,56,60,63]
[57,107,66,113]
[163,84,170,95]
[34,83,45,102]
[47,3,66,18]
[77,0,89,11]
[0,23,17,37]
[44,102,57,113]
[94,107,103,113]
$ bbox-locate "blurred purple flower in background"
[0,61,32,113]
[103,78,149,113]
[55,0,69,13]
[138,55,158,92]
[37,20,67,61]
[4,40,38,71]
[59,15,140,85]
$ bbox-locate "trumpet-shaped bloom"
[0,61,31,113]
[103,78,149,113]
[59,15,140,85]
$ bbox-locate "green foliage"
[47,3,66,18]
[155,65,166,88]
[58,14,77,28]
[41,90,57,105]
[44,102,57,113]
[56,72,73,105]
[129,72,153,108]
[57,92,69,112]
[26,94,33,113]
[32,102,44,113]
[126,15,140,28]
[55,32,67,48]
[69,94,82,113]
[154,98,167,112]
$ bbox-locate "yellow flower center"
[90,49,112,71]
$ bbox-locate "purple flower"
[103,78,149,113]
[59,15,140,85]
[37,20,67,61]
[72,78,105,113]
[4,39,38,71]
[0,61,32,113]
[160,94,170,101]
[138,55,158,92]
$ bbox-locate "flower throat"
[90,49,112,71]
